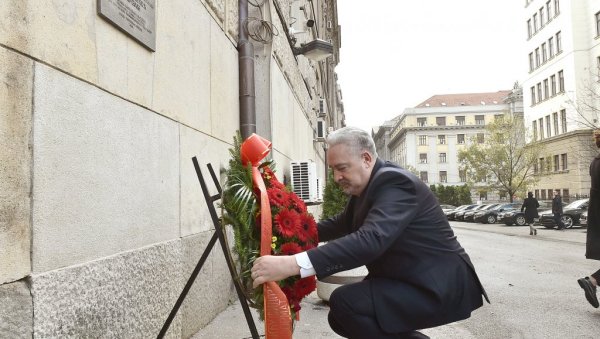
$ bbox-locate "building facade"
[522,0,599,201]
[0,0,341,337]
[384,89,522,201]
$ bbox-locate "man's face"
[327,143,373,196]
[554,190,560,196]
[594,130,600,148]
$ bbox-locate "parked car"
[580,210,588,227]
[458,204,488,221]
[440,204,457,213]
[464,204,499,222]
[500,200,564,226]
[446,204,475,221]
[474,202,522,224]
[538,198,589,229]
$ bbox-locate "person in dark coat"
[577,129,600,308]
[251,127,489,338]
[552,190,566,230]
[521,192,540,235]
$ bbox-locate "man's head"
[326,127,378,196]
[554,190,560,196]
[594,129,600,148]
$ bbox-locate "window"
[534,162,538,174]
[541,189,547,200]
[554,0,559,15]
[547,189,553,199]
[597,56,600,81]
[542,43,547,63]
[560,109,567,133]
[554,154,559,171]
[535,48,540,67]
[533,13,538,32]
[596,11,600,37]
[420,171,428,183]
[556,31,562,53]
[550,74,556,95]
[479,191,488,200]
[537,83,542,102]
[439,153,447,163]
[532,121,538,140]
[540,7,545,27]
[539,158,545,173]
[477,133,485,143]
[419,153,428,164]
[457,134,465,144]
[539,119,544,139]
[459,170,466,182]
[475,115,485,125]
[439,171,447,183]
[527,19,532,38]
[419,135,427,145]
[436,117,446,126]
[546,157,551,172]
[548,37,554,58]
[553,112,559,135]
[417,117,427,127]
[543,79,549,100]
[530,86,536,105]
[558,70,564,92]
[546,1,552,20]
[546,115,551,137]
[438,135,446,144]
[561,153,568,170]
[562,189,569,201]
[456,116,465,125]
[529,53,534,71]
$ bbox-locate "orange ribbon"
[241,134,292,339]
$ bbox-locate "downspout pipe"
[238,0,256,139]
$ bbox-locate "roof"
[415,90,512,108]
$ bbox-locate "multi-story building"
[523,0,599,201]
[384,88,522,201]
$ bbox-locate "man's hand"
[251,255,300,288]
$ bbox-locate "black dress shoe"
[577,277,599,308]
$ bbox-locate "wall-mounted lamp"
[293,38,333,62]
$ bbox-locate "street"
[423,222,600,338]
[193,222,600,339]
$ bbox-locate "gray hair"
[326,126,378,158]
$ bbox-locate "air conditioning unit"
[315,119,326,141]
[318,98,327,117]
[290,161,319,202]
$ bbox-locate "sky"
[335,1,525,132]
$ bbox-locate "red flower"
[267,188,288,207]
[262,166,285,189]
[288,193,306,212]
[274,208,301,238]
[293,277,317,299]
[280,242,303,255]
[297,213,318,243]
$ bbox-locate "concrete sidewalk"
[191,291,471,339]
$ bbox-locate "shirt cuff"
[294,252,316,278]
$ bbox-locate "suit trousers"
[554,213,565,229]
[327,279,430,339]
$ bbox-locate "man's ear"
[362,151,373,165]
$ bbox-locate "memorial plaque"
[98,0,156,51]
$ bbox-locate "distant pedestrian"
[552,190,566,230]
[521,192,540,235]
[577,129,600,309]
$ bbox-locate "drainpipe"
[238,0,256,139]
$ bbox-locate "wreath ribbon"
[241,134,293,339]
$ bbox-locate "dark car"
[580,210,588,227]
[538,198,589,229]
[457,204,488,221]
[500,200,562,226]
[446,204,475,221]
[474,202,522,224]
[464,204,499,222]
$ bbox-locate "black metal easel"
[157,158,260,339]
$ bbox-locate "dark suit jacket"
[307,159,488,332]
[552,195,563,214]
[521,197,540,219]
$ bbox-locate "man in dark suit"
[251,127,488,338]
[552,190,566,230]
